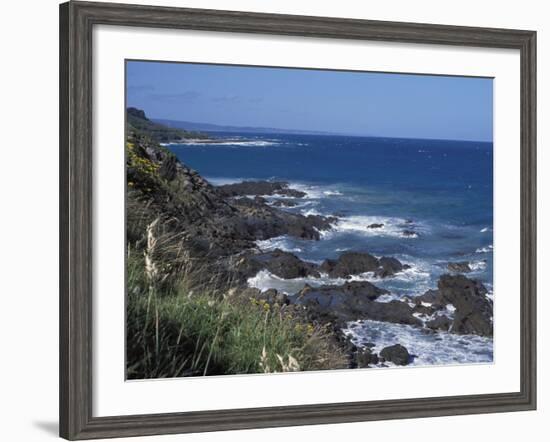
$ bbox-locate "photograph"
[1,0,543,440]
[125,60,495,379]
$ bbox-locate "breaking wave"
[322,215,425,239]
[163,139,283,147]
[255,236,303,253]
[343,320,493,367]
[476,245,494,253]
[246,261,430,298]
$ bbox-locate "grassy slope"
[126,249,344,378]
[125,110,346,378]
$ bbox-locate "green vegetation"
[126,140,162,195]
[127,107,209,142]
[126,221,346,379]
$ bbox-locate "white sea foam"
[255,236,303,253]
[480,227,492,233]
[246,269,384,295]
[264,197,316,210]
[205,177,245,186]
[374,294,395,303]
[413,305,454,326]
[392,264,430,282]
[476,245,494,253]
[287,183,325,199]
[469,260,488,272]
[300,208,324,217]
[413,312,429,321]
[324,215,425,239]
[283,182,349,200]
[343,320,493,367]
[246,261,430,298]
[166,139,282,147]
[247,270,332,294]
[446,304,457,314]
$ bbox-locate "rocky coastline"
[127,109,493,370]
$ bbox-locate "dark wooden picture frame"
[59,1,537,439]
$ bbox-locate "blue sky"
[127,60,493,142]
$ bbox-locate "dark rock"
[320,252,406,279]
[426,315,452,332]
[227,254,260,281]
[367,223,384,229]
[282,188,308,198]
[415,289,441,305]
[267,252,318,280]
[298,280,389,303]
[320,252,380,278]
[402,230,418,237]
[271,199,298,207]
[375,256,404,278]
[437,274,493,337]
[158,154,179,181]
[295,282,421,326]
[413,303,436,316]
[130,135,336,263]
[355,348,379,368]
[380,344,410,366]
[414,275,493,337]
[217,181,307,198]
[447,261,472,273]
[238,249,320,280]
[361,300,423,326]
[229,197,334,241]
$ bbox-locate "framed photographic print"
[59,1,536,439]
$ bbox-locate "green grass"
[128,111,209,142]
[126,249,346,379]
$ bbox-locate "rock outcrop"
[217,181,307,198]
[294,282,421,326]
[127,134,335,262]
[415,274,493,337]
[437,274,493,337]
[380,344,410,366]
[235,249,320,280]
[447,261,472,273]
[320,252,409,279]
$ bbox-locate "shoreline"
[207,178,494,367]
[126,110,494,374]
[161,136,282,147]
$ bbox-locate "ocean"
[166,132,494,367]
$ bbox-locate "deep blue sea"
[166,132,494,366]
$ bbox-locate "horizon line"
[151,115,493,144]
